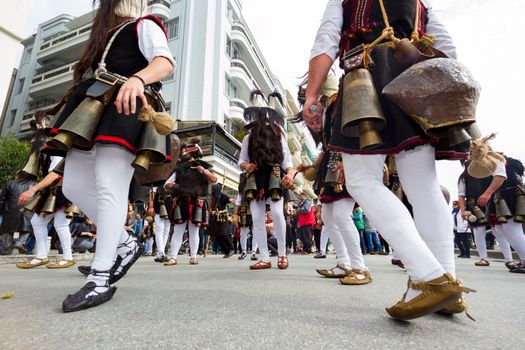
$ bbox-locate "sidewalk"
[455,247,518,260]
[0,250,94,265]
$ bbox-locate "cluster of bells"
[20,187,80,219]
[244,165,284,202]
[467,191,525,224]
[46,95,167,173]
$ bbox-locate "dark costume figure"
[40,0,176,312]
[303,0,475,320]
[208,184,234,258]
[233,173,254,260]
[164,142,217,266]
[238,91,295,270]
[459,157,525,272]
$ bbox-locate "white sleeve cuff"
[138,19,176,70]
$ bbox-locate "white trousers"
[320,227,329,254]
[472,226,488,260]
[343,145,454,281]
[31,209,72,260]
[145,237,154,254]
[154,214,171,257]
[250,198,286,262]
[63,145,135,271]
[494,221,525,262]
[240,226,249,253]
[321,200,366,270]
[169,222,200,259]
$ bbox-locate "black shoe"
[154,255,165,263]
[62,281,117,313]
[250,254,257,261]
[314,253,326,259]
[509,263,525,273]
[238,252,247,260]
[391,259,405,269]
[109,238,143,284]
[223,251,234,258]
[459,255,471,259]
[78,265,91,276]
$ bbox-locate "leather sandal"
[109,238,143,284]
[277,256,288,270]
[250,261,272,270]
[47,260,76,269]
[16,258,49,269]
[339,269,372,285]
[164,258,177,266]
[386,273,476,321]
[316,264,352,278]
[436,297,476,321]
[474,259,489,266]
[189,257,199,265]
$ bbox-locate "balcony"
[229,98,247,124]
[29,61,76,99]
[38,24,91,65]
[147,0,171,20]
[230,58,259,93]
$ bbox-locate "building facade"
[2,0,317,197]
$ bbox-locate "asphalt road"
[1,254,523,350]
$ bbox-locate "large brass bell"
[49,98,105,151]
[341,69,386,150]
[40,191,57,216]
[132,120,167,172]
[21,150,40,177]
[514,190,525,223]
[159,203,169,220]
[494,192,512,223]
[21,191,44,213]
[65,204,81,219]
[465,122,483,140]
[269,165,283,202]
[192,197,204,227]
[468,199,487,224]
[244,173,257,202]
[172,203,182,224]
[447,126,472,146]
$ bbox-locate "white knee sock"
[472,226,488,260]
[396,145,455,277]
[240,227,249,253]
[31,213,53,259]
[343,147,445,285]
[188,223,200,258]
[53,209,73,260]
[154,214,166,256]
[321,203,351,268]
[333,199,367,271]
[250,200,269,261]
[499,221,525,261]
[492,225,513,262]
[270,199,286,257]
[169,223,186,258]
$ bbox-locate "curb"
[0,252,94,265]
[455,248,518,260]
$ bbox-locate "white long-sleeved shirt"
[310,0,457,61]
[238,134,293,170]
[453,210,469,233]
[458,160,507,197]
[137,19,176,71]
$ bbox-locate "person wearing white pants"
[153,213,171,261]
[44,2,176,312]
[17,156,75,269]
[233,193,251,260]
[238,92,295,270]
[303,0,475,320]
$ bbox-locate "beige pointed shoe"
[339,269,372,285]
[16,258,50,269]
[316,264,352,278]
[47,260,76,269]
[386,273,476,321]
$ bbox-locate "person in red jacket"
[297,193,315,254]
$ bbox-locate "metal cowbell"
[244,173,257,202]
[268,165,283,202]
[132,120,166,172]
[65,204,81,219]
[514,190,525,223]
[494,192,512,223]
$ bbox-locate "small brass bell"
[21,192,44,213]
[49,98,105,151]
[268,165,283,202]
[65,204,81,219]
[172,201,182,224]
[159,203,169,220]
[514,190,525,223]
[494,192,512,223]
[447,126,472,147]
[40,192,57,216]
[244,173,257,202]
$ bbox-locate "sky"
[22,0,525,203]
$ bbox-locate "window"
[163,72,174,82]
[17,78,25,95]
[225,35,232,57]
[164,17,179,40]
[7,110,17,128]
[224,76,237,98]
[164,102,172,113]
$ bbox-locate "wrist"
[130,75,146,87]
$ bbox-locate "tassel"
[138,105,174,136]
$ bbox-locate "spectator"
[352,206,366,254]
[452,200,470,258]
[142,216,155,255]
[364,215,384,254]
[297,193,315,254]
[72,217,97,253]
[133,213,144,239]
[0,171,36,255]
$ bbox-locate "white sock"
[85,273,109,297]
